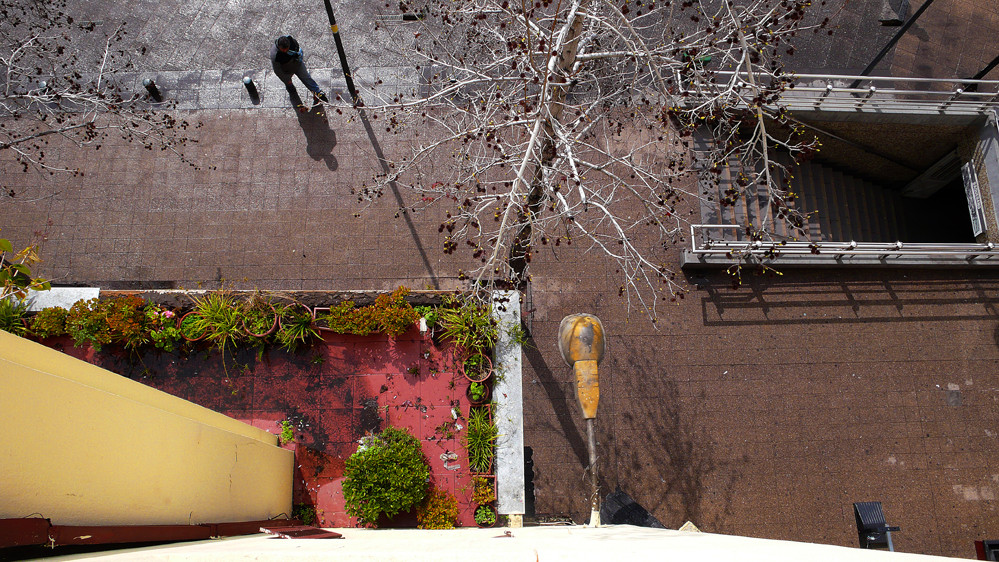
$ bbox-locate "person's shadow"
[289,89,338,171]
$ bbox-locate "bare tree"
[0,0,199,197]
[360,0,831,317]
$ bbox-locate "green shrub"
[65,296,152,351]
[342,427,430,526]
[279,420,295,445]
[30,306,68,338]
[66,297,109,349]
[322,287,419,337]
[471,475,496,505]
[323,301,377,335]
[417,487,459,529]
[0,297,28,336]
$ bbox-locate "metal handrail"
[678,71,999,113]
[690,225,999,261]
[710,70,999,89]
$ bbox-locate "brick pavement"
[4,0,999,558]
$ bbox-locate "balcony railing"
[688,224,999,264]
[678,71,999,115]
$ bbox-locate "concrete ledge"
[492,290,525,517]
[23,287,100,311]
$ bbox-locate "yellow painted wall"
[0,331,293,526]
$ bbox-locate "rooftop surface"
[41,525,965,562]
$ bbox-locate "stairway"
[697,152,910,243]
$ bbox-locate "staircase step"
[867,180,888,242]
[837,170,864,241]
[822,167,846,240]
[791,162,820,240]
[804,162,832,241]
[763,161,786,239]
[723,159,746,235]
[855,176,875,241]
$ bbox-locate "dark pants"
[280,60,322,94]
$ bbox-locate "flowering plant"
[146,303,181,352]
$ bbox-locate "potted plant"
[471,475,497,505]
[341,427,430,527]
[242,293,278,338]
[276,302,319,351]
[466,380,490,405]
[461,352,493,383]
[436,295,498,354]
[312,305,333,333]
[463,405,497,474]
[474,504,497,528]
[191,290,244,354]
[178,310,207,341]
[145,303,182,352]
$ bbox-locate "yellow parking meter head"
[558,314,605,419]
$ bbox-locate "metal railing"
[679,71,999,115]
[690,225,999,262]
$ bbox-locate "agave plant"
[276,303,319,352]
[191,290,244,354]
[0,297,28,336]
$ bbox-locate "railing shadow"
[693,270,999,327]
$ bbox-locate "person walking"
[270,35,329,110]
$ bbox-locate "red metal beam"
[0,518,303,549]
[0,518,51,548]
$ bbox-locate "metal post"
[242,76,259,100]
[814,83,833,109]
[558,314,606,527]
[142,79,163,102]
[322,0,359,105]
[940,88,963,110]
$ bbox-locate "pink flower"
[163,310,175,318]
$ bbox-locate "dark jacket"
[270,36,303,82]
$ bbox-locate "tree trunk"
[509,0,589,287]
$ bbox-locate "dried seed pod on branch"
[0,0,202,199]
[361,0,832,317]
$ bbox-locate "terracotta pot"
[466,380,491,405]
[178,311,207,342]
[474,504,497,528]
[312,306,333,333]
[242,302,278,337]
[461,352,493,383]
[471,474,497,505]
[279,302,315,330]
